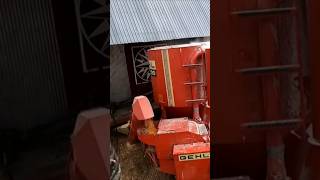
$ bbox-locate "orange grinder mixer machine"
[128,42,211,180]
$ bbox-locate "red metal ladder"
[232,3,305,132]
[232,2,305,180]
[182,48,207,123]
[182,59,206,104]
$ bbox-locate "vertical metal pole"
[257,0,289,179]
[189,48,205,122]
[306,0,320,179]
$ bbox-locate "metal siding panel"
[127,0,137,43]
[0,0,67,130]
[111,0,122,44]
[118,0,135,43]
[137,0,156,41]
[167,1,186,38]
[159,0,176,39]
[110,0,210,45]
[145,0,164,40]
[110,16,116,45]
[127,1,141,43]
[142,0,159,41]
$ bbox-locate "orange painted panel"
[148,44,207,108]
[147,49,168,107]
[173,142,210,180]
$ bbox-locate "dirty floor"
[111,131,174,180]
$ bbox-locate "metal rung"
[184,82,204,85]
[242,119,301,129]
[182,63,203,67]
[232,7,296,16]
[186,99,206,103]
[237,64,300,74]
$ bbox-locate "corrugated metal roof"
[110,0,210,45]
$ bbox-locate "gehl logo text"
[178,153,210,161]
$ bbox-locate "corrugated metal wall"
[0,0,68,130]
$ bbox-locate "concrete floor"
[10,141,69,180]
[1,139,69,180]
[0,122,72,180]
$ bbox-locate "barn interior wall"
[110,45,132,103]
